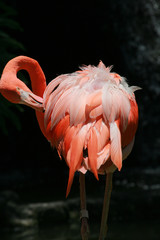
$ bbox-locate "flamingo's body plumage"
[43,61,139,196]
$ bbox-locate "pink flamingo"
[0,56,139,240]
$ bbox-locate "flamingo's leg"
[79,172,89,240]
[99,172,113,240]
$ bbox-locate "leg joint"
[80,209,89,219]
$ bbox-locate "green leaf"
[0,18,23,31]
[0,2,26,135]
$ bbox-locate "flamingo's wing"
[43,62,139,196]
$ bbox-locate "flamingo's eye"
[16,87,20,91]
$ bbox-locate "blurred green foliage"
[0,2,26,135]
[0,2,25,66]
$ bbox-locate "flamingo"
[0,56,139,240]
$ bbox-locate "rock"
[28,201,69,227]
[0,191,38,232]
[107,0,160,166]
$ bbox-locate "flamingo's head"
[0,74,44,112]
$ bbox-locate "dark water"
[1,167,160,240]
[1,221,160,240]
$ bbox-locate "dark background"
[0,0,160,239]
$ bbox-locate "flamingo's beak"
[18,88,44,112]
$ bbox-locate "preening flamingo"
[0,56,139,240]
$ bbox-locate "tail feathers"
[88,128,99,180]
[97,144,110,169]
[66,166,75,198]
[110,121,122,171]
[66,128,85,197]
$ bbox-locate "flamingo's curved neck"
[3,56,46,97]
[2,56,47,138]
